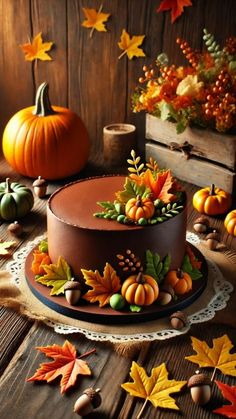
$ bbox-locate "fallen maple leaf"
[36,256,72,295]
[214,381,236,418]
[186,335,236,377]
[0,240,15,256]
[157,0,192,23]
[122,361,186,417]
[20,32,53,61]
[27,340,95,394]
[118,29,145,60]
[82,5,110,38]
[82,263,121,307]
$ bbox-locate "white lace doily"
[6,232,233,343]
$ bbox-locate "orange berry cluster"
[224,36,236,55]
[176,37,199,68]
[160,65,177,81]
[138,65,155,84]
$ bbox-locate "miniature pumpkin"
[121,272,159,306]
[0,178,34,221]
[2,82,90,180]
[164,269,192,295]
[125,195,155,221]
[192,184,232,215]
[224,210,236,236]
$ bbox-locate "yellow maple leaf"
[0,240,15,256]
[185,335,236,377]
[82,5,110,38]
[122,361,186,416]
[36,256,72,296]
[118,29,145,60]
[20,32,53,61]
[82,263,121,307]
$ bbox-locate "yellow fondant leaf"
[118,29,145,60]
[20,32,53,61]
[36,256,72,295]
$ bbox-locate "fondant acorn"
[188,371,212,405]
[7,221,23,237]
[205,230,219,250]
[193,216,209,233]
[64,279,82,305]
[158,284,175,305]
[32,176,48,198]
[170,311,188,330]
[74,387,101,416]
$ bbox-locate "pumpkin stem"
[210,184,215,196]
[5,178,12,193]
[136,195,142,207]
[33,82,56,117]
[136,272,144,284]
[176,268,184,279]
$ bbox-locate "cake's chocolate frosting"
[47,176,187,277]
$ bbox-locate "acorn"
[193,216,210,233]
[32,176,48,198]
[74,387,101,416]
[158,284,175,305]
[205,230,219,251]
[188,371,212,405]
[64,279,82,305]
[170,311,188,330]
[7,221,23,237]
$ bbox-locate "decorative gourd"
[164,269,192,295]
[224,210,236,236]
[192,184,232,215]
[2,82,90,180]
[0,178,34,221]
[125,195,155,221]
[121,272,159,306]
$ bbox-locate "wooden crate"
[145,114,236,194]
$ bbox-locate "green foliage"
[182,254,203,280]
[145,250,171,283]
[127,149,144,176]
[203,28,222,61]
[149,202,184,225]
[116,177,150,204]
[130,305,142,312]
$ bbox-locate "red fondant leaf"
[141,169,176,203]
[214,381,236,418]
[27,340,94,394]
[157,0,192,23]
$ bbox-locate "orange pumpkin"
[2,82,90,180]
[192,184,232,215]
[224,210,236,236]
[121,272,159,306]
[164,269,192,295]
[125,195,155,221]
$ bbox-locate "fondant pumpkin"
[2,82,90,180]
[192,184,232,215]
[164,269,192,295]
[121,272,159,306]
[0,178,34,221]
[224,210,236,236]
[125,195,155,221]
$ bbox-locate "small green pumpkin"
[0,178,34,220]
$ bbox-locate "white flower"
[176,75,203,96]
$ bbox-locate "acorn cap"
[32,176,48,187]
[194,216,209,226]
[206,231,219,240]
[64,280,82,291]
[83,388,101,408]
[160,284,175,298]
[188,373,211,388]
[170,311,187,326]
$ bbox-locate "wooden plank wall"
[0,0,235,164]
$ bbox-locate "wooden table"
[0,156,236,419]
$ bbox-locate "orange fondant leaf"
[82,263,121,307]
[118,29,145,60]
[82,5,110,37]
[20,32,53,61]
[36,256,72,295]
[31,250,51,275]
[0,240,15,256]
[186,335,236,377]
[139,169,176,203]
[27,340,94,394]
[157,0,192,24]
[121,361,186,412]
[213,381,236,418]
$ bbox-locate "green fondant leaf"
[181,254,202,280]
[116,178,150,204]
[130,305,142,312]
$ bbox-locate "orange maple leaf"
[31,250,51,275]
[157,0,192,23]
[132,169,176,203]
[20,32,53,61]
[82,263,121,307]
[118,29,145,60]
[82,5,110,38]
[27,340,95,394]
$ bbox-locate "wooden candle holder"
[103,123,136,167]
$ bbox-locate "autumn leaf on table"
[185,335,236,378]
[82,4,111,38]
[36,256,72,295]
[20,32,53,61]
[27,340,95,394]
[118,29,145,60]
[121,362,186,418]
[157,0,192,23]
[0,240,15,256]
[213,381,236,418]
[82,263,121,307]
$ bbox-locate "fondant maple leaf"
[20,32,53,61]
[82,5,110,38]
[133,169,176,203]
[27,340,94,394]
[118,29,145,60]
[82,263,121,307]
[36,256,72,295]
[157,0,192,24]
[213,381,236,418]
